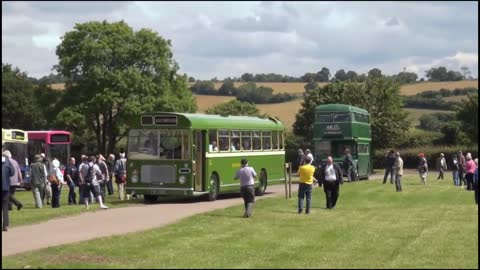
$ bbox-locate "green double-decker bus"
[125,112,286,202]
[313,104,371,180]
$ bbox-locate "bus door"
[194,130,206,191]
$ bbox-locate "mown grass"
[6,187,143,227]
[3,176,477,269]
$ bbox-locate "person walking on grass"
[473,158,478,205]
[30,155,47,208]
[465,153,476,191]
[81,156,108,209]
[393,152,404,192]
[458,151,467,188]
[234,159,257,218]
[3,151,23,211]
[49,159,66,208]
[114,152,127,201]
[319,156,343,209]
[452,154,460,186]
[297,155,317,214]
[418,152,428,185]
[41,153,52,205]
[383,150,396,184]
[343,148,354,182]
[106,154,115,196]
[2,155,15,231]
[436,153,447,180]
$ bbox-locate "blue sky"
[2,1,478,79]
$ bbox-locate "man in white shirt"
[305,149,314,164]
[319,156,343,209]
[81,156,108,209]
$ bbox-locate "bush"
[284,132,311,171]
[394,129,443,148]
[374,145,478,169]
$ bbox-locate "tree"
[460,66,471,80]
[2,63,46,129]
[240,73,254,82]
[301,72,317,82]
[391,71,418,84]
[368,68,383,79]
[316,67,331,82]
[345,70,358,81]
[334,69,347,82]
[218,80,237,96]
[293,78,410,150]
[55,20,196,155]
[188,76,196,82]
[425,67,448,81]
[455,93,478,144]
[190,81,217,95]
[205,99,263,117]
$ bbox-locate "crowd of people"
[1,149,129,232]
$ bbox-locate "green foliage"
[390,71,418,84]
[418,112,455,130]
[205,99,263,117]
[425,66,463,81]
[395,128,443,148]
[294,78,410,150]
[334,69,347,81]
[455,93,478,143]
[2,63,46,129]
[55,20,196,155]
[235,82,296,104]
[438,121,470,145]
[284,132,310,171]
[218,80,237,96]
[190,80,217,95]
[368,68,383,79]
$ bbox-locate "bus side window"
[218,130,229,151]
[231,130,240,151]
[252,131,261,151]
[272,131,279,150]
[208,129,218,152]
[279,132,284,149]
[262,131,272,151]
[241,131,252,151]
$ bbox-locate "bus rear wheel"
[255,170,267,196]
[207,174,219,201]
[144,195,158,203]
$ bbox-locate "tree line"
[190,81,298,104]
[188,66,475,84]
[402,87,477,110]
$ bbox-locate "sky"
[2,1,478,80]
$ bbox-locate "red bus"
[27,131,71,167]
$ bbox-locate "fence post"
[284,163,289,199]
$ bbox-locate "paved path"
[1,169,414,256]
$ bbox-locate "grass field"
[6,187,142,227]
[400,80,478,96]
[442,95,469,102]
[3,176,477,269]
[404,108,454,126]
[195,94,235,112]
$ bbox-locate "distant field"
[195,95,235,112]
[442,95,468,102]
[404,108,454,126]
[257,99,303,129]
[400,80,478,96]
[49,83,66,90]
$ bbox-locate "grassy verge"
[3,176,477,269]
[6,187,143,227]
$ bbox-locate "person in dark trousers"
[50,159,66,208]
[297,155,317,214]
[3,151,23,211]
[2,155,15,231]
[106,154,115,195]
[64,157,78,205]
[234,159,257,218]
[343,148,354,182]
[319,156,343,209]
[393,152,404,192]
[97,154,109,202]
[473,159,478,205]
[436,153,447,180]
[383,150,396,184]
[458,151,467,188]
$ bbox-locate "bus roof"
[140,112,284,130]
[315,104,369,114]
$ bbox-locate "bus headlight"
[178,175,186,184]
[131,170,138,183]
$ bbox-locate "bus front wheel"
[144,195,158,203]
[255,170,267,196]
[208,174,219,201]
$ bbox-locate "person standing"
[41,154,52,205]
[383,150,396,184]
[473,158,478,205]
[3,151,23,211]
[393,152,404,192]
[452,154,460,186]
[297,149,305,169]
[81,156,108,209]
[465,153,476,191]
[417,152,428,185]
[297,155,316,214]
[343,148,354,182]
[50,159,66,208]
[97,154,109,202]
[458,151,467,188]
[2,155,15,231]
[106,154,115,196]
[234,159,257,218]
[114,152,127,201]
[319,156,343,209]
[305,149,314,164]
[30,155,47,208]
[64,157,78,205]
[436,153,447,180]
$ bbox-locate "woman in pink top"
[465,153,476,191]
